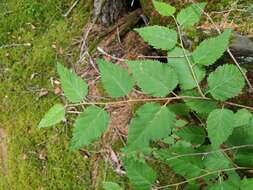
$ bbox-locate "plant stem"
[172,16,205,98]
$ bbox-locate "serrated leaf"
[167,47,206,90]
[37,104,65,128]
[181,90,217,115]
[124,158,156,190]
[127,103,176,151]
[207,109,236,148]
[207,64,245,101]
[57,63,88,103]
[152,0,176,16]
[70,106,109,150]
[176,3,206,28]
[135,25,177,50]
[103,182,122,190]
[157,144,203,178]
[97,59,134,98]
[127,60,178,97]
[192,29,232,66]
[175,126,206,145]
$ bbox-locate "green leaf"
[207,64,245,101]
[175,126,206,145]
[228,125,253,146]
[167,47,206,90]
[127,60,178,97]
[103,182,122,190]
[168,103,190,117]
[37,104,65,128]
[124,158,156,190]
[127,103,176,151]
[135,25,177,50]
[205,172,241,190]
[235,151,253,167]
[207,109,235,148]
[157,144,203,178]
[240,178,253,190]
[97,59,134,98]
[175,119,188,127]
[152,0,176,16]
[192,29,232,66]
[203,152,230,170]
[234,109,252,127]
[181,90,217,115]
[70,106,109,150]
[57,63,88,103]
[176,3,206,28]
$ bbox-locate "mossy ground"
[0,0,124,189]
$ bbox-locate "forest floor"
[0,0,252,190]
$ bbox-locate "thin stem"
[66,96,209,107]
[65,95,253,111]
[155,167,251,189]
[165,144,253,161]
[172,16,205,97]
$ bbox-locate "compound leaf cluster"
[37,1,253,189]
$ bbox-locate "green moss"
[0,0,96,189]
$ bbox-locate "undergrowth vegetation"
[1,0,253,190]
[0,0,123,189]
[37,1,253,190]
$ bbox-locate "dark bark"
[93,0,127,26]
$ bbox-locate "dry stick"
[97,47,126,62]
[172,16,205,98]
[154,167,251,189]
[66,95,253,111]
[0,43,31,49]
[190,0,253,92]
[63,0,80,17]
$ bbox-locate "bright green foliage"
[205,178,241,190]
[176,3,206,28]
[127,60,178,97]
[124,158,156,190]
[167,47,206,90]
[234,109,252,127]
[97,59,134,98]
[182,90,217,114]
[103,182,123,190]
[70,106,109,150]
[152,0,176,16]
[240,178,253,190]
[203,152,230,170]
[57,63,88,103]
[175,126,206,145]
[37,104,65,128]
[207,109,235,148]
[135,26,177,50]
[192,29,232,66]
[127,103,176,151]
[157,144,203,178]
[208,64,245,101]
[35,1,253,189]
[168,103,190,116]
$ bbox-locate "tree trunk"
[93,0,127,26]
